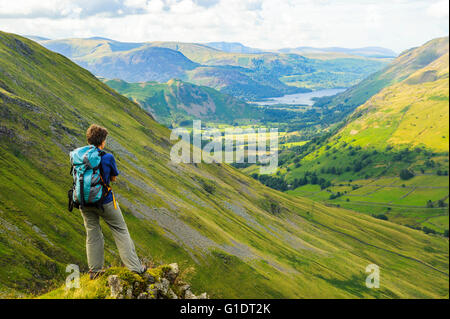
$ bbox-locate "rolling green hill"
[313,37,449,119]
[254,37,449,235]
[37,37,388,100]
[103,78,259,126]
[337,52,449,151]
[1,31,448,299]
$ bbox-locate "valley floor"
[287,175,449,234]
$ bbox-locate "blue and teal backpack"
[68,145,110,211]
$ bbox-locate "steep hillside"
[81,46,199,83]
[103,78,259,126]
[258,37,449,235]
[0,31,448,299]
[37,37,387,100]
[313,37,448,117]
[338,52,449,151]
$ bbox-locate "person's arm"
[110,155,119,183]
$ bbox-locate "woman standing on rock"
[70,124,146,279]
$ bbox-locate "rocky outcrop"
[105,263,207,299]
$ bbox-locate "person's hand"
[111,176,117,182]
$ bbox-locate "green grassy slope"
[38,38,387,100]
[313,37,449,118]
[261,37,449,235]
[1,31,448,299]
[338,53,449,151]
[102,78,259,126]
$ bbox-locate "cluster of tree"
[392,148,415,162]
[313,94,362,126]
[399,168,415,180]
[408,225,438,235]
[252,174,288,191]
[372,214,388,221]
[436,169,449,176]
[290,172,332,190]
[251,170,334,192]
[425,159,435,167]
[427,199,447,208]
[329,192,343,200]
[320,166,344,175]
[320,165,360,175]
[407,225,448,237]
[231,162,254,169]
[262,108,299,122]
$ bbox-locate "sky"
[0,0,448,52]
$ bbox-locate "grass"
[267,38,449,236]
[0,31,448,299]
[392,188,449,206]
[346,187,412,203]
[39,265,169,299]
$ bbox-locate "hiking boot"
[135,265,148,276]
[89,270,105,280]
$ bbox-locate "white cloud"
[0,0,448,52]
[427,0,449,18]
[0,0,79,18]
[124,0,149,10]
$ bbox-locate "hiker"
[69,124,146,279]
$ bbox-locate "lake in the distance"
[250,88,347,106]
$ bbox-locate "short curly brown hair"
[86,124,108,147]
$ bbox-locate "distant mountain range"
[313,36,449,122]
[279,46,397,58]
[33,37,389,100]
[189,41,397,58]
[103,78,259,126]
[205,42,265,54]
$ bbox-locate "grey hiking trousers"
[80,200,144,273]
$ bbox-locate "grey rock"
[166,263,179,283]
[126,287,133,299]
[155,278,170,296]
[198,292,208,299]
[167,288,178,299]
[108,275,124,299]
[184,289,197,299]
[179,284,191,298]
[137,292,148,299]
